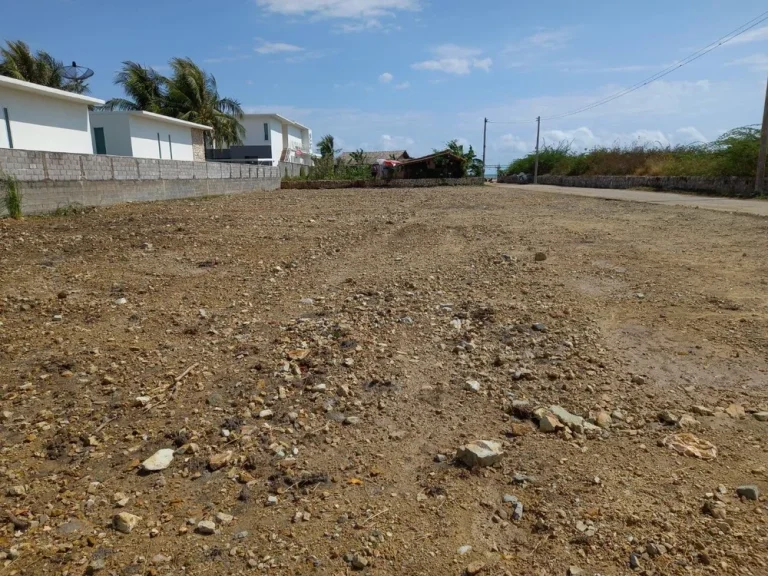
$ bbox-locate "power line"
[542,10,768,121]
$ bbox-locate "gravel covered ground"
[1,185,768,576]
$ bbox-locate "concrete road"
[494,183,768,217]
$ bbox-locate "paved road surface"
[494,183,768,217]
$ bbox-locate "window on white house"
[264,123,269,141]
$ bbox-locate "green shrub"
[2,172,22,219]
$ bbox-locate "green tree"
[0,40,88,94]
[101,61,167,112]
[164,58,245,147]
[317,134,339,158]
[443,139,484,176]
[349,148,366,164]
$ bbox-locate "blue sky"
[3,1,768,165]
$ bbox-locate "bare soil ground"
[1,186,768,576]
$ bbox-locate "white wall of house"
[0,84,95,153]
[128,115,195,161]
[90,113,132,156]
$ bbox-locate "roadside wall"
[0,148,280,214]
[281,177,484,190]
[278,161,310,178]
[498,174,760,198]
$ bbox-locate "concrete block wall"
[0,148,280,215]
[281,177,484,190]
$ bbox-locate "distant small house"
[89,111,211,161]
[338,150,411,165]
[0,75,105,154]
[396,150,465,179]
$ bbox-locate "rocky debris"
[456,440,504,467]
[113,512,140,534]
[534,252,547,262]
[539,413,561,433]
[196,520,216,535]
[702,500,727,519]
[86,558,106,574]
[350,554,368,570]
[595,410,612,428]
[6,485,26,496]
[662,433,717,460]
[465,561,485,575]
[512,501,524,520]
[266,495,278,506]
[629,553,641,569]
[457,545,472,556]
[631,375,647,385]
[567,567,585,576]
[676,414,700,429]
[464,379,481,392]
[509,421,534,437]
[215,512,234,525]
[141,448,174,471]
[737,485,760,501]
[754,412,768,422]
[726,404,746,419]
[208,450,233,470]
[658,410,678,425]
[692,405,714,416]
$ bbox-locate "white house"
[210,113,312,166]
[89,111,212,162]
[0,75,105,154]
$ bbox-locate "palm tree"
[101,61,167,112]
[164,58,244,147]
[349,148,366,165]
[317,134,338,158]
[0,40,88,94]
[445,139,484,177]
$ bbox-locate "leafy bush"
[505,126,761,179]
[1,172,22,219]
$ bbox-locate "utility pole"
[482,117,487,180]
[534,116,541,184]
[756,75,768,195]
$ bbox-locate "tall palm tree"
[349,148,366,164]
[0,40,88,94]
[317,135,338,158]
[164,57,244,147]
[101,61,167,112]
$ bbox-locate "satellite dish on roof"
[60,61,94,82]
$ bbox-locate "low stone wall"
[278,161,311,178]
[0,148,280,215]
[281,177,484,190]
[498,173,759,198]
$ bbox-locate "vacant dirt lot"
[1,186,767,576]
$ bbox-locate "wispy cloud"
[381,134,415,149]
[725,25,768,46]
[254,39,304,54]
[203,54,252,64]
[284,50,324,63]
[412,44,492,75]
[255,0,420,19]
[504,27,574,53]
[395,81,410,90]
[727,53,768,71]
[379,72,393,84]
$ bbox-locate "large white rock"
[457,440,504,467]
[141,449,174,472]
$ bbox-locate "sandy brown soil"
[1,186,768,576]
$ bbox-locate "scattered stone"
[151,554,172,565]
[692,405,714,417]
[658,411,678,425]
[216,512,234,525]
[343,416,361,425]
[6,485,26,497]
[702,500,727,519]
[464,380,481,392]
[531,323,547,332]
[141,448,174,472]
[539,413,561,433]
[196,520,216,535]
[631,375,647,385]
[113,512,140,534]
[629,553,641,570]
[86,558,106,574]
[134,396,151,407]
[753,412,768,422]
[112,492,130,507]
[509,422,534,437]
[114,297,127,305]
[266,495,278,506]
[595,410,612,429]
[662,433,717,460]
[568,567,585,576]
[208,450,233,471]
[259,409,274,419]
[466,561,485,575]
[434,454,448,463]
[677,414,700,429]
[351,554,368,570]
[457,545,472,556]
[512,502,524,521]
[726,404,746,419]
[737,485,760,501]
[503,494,518,504]
[534,252,547,262]
[456,440,504,467]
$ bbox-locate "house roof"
[0,74,105,105]
[243,113,309,131]
[89,110,213,131]
[338,150,410,164]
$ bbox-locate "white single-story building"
[208,113,312,166]
[89,110,212,162]
[0,75,105,154]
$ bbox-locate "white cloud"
[727,53,768,71]
[379,72,393,84]
[285,50,325,63]
[336,19,382,33]
[498,133,530,153]
[255,40,304,54]
[526,28,573,49]
[395,81,410,89]
[255,0,420,19]
[726,25,768,46]
[381,134,415,149]
[675,126,708,143]
[412,44,492,75]
[203,54,252,64]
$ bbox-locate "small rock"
[112,492,130,507]
[86,558,106,574]
[677,414,700,429]
[658,411,678,425]
[151,554,172,565]
[208,451,233,471]
[134,396,151,407]
[509,422,534,437]
[113,512,140,534]
[216,512,234,525]
[539,413,561,433]
[466,561,485,575]
[464,380,481,392]
[351,554,368,570]
[595,410,612,429]
[630,375,646,385]
[534,252,547,262]
[512,501,524,520]
[457,545,472,555]
[531,323,547,332]
[259,409,274,419]
[434,454,448,463]
[114,297,127,305]
[266,495,278,506]
[725,404,746,419]
[344,416,361,425]
[753,412,768,422]
[456,440,504,467]
[503,494,518,504]
[568,567,585,576]
[736,485,760,501]
[141,448,174,472]
[692,405,714,417]
[630,553,641,569]
[6,485,26,497]
[196,520,216,535]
